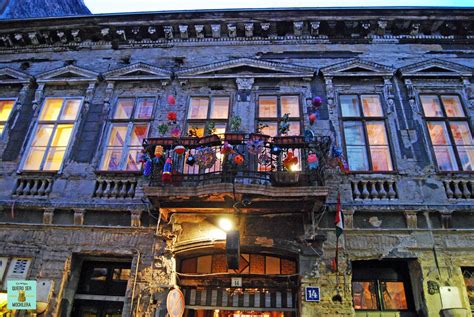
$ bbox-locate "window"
[180,253,297,275]
[462,268,474,313]
[257,95,301,136]
[0,99,15,136]
[22,98,82,171]
[352,261,413,312]
[100,97,155,171]
[421,95,473,171]
[72,260,131,317]
[187,96,230,136]
[340,95,393,171]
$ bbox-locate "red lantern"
[167,111,177,121]
[167,95,176,105]
[174,145,185,156]
[309,113,317,125]
[233,154,244,165]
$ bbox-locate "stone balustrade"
[443,179,473,199]
[93,175,138,199]
[12,176,53,197]
[351,179,398,200]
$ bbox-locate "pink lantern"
[167,95,176,105]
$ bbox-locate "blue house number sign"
[305,286,320,302]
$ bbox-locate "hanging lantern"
[307,153,319,170]
[171,127,181,138]
[174,145,185,156]
[332,146,343,158]
[309,113,317,125]
[233,154,245,165]
[247,139,263,155]
[270,145,282,155]
[167,111,177,121]
[154,145,164,158]
[167,95,176,105]
[143,160,153,176]
[186,152,196,166]
[312,96,322,108]
[162,157,173,183]
[283,151,299,171]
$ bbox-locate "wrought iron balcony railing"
[143,133,331,188]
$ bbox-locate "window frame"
[19,96,84,173]
[98,96,157,172]
[256,94,303,137]
[0,98,17,138]
[419,93,473,173]
[339,93,396,173]
[185,95,232,136]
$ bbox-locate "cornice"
[321,58,395,77]
[103,62,172,81]
[36,64,99,84]
[0,67,33,84]
[399,58,473,78]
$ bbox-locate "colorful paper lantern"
[154,145,164,157]
[270,145,282,155]
[167,111,177,121]
[312,96,322,107]
[309,113,317,125]
[167,95,176,105]
[171,127,181,138]
[174,145,185,156]
[162,157,173,183]
[247,139,263,155]
[186,152,196,166]
[283,151,299,170]
[307,153,319,170]
[233,154,245,165]
[221,141,234,155]
[143,160,152,176]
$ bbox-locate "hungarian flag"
[335,192,344,237]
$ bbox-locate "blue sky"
[84,0,473,13]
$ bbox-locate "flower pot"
[270,171,300,186]
[249,133,270,143]
[272,136,305,146]
[198,134,221,146]
[224,133,245,144]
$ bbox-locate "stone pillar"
[131,209,143,227]
[43,208,54,224]
[73,208,86,225]
[404,210,418,229]
[235,78,254,132]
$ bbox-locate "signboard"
[167,288,185,317]
[305,286,320,302]
[231,277,242,287]
[7,280,36,310]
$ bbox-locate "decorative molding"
[32,83,45,111]
[73,208,86,225]
[321,58,395,77]
[399,58,473,78]
[0,67,33,85]
[83,82,96,113]
[36,64,99,84]
[130,209,143,227]
[462,78,474,109]
[236,78,254,90]
[175,57,316,79]
[43,208,54,225]
[103,62,172,81]
[103,82,115,113]
[383,77,395,112]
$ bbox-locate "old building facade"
[0,7,473,317]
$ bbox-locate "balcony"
[142,133,331,216]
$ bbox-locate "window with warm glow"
[187,96,230,137]
[421,95,473,171]
[22,98,82,171]
[0,99,15,136]
[100,97,155,171]
[340,95,393,171]
[352,261,412,312]
[257,95,300,137]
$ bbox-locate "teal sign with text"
[7,280,36,310]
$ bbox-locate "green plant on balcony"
[225,116,245,144]
[157,123,169,136]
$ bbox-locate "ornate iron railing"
[143,133,331,187]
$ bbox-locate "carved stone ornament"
[236,78,254,90]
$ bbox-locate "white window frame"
[98,96,156,172]
[19,97,84,173]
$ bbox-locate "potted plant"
[272,113,305,146]
[249,122,270,142]
[224,116,245,144]
[199,121,221,145]
[148,123,175,147]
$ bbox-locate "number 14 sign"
[305,286,320,302]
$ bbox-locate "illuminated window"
[180,253,296,275]
[187,96,230,137]
[0,99,15,136]
[257,95,300,137]
[352,261,413,312]
[340,95,393,171]
[100,97,155,171]
[22,98,82,171]
[421,95,473,171]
